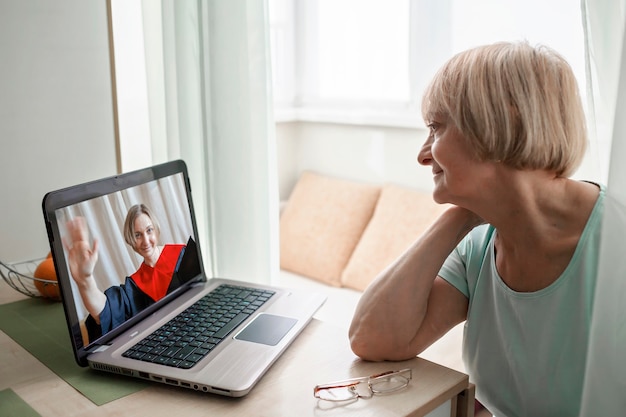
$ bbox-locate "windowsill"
[274,105,426,130]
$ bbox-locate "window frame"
[271,0,452,129]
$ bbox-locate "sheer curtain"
[580,0,626,413]
[137,0,279,284]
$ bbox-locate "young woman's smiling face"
[418,116,495,206]
[132,213,159,263]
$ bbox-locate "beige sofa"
[275,171,465,373]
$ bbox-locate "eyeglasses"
[313,368,412,402]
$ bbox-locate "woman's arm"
[349,206,481,361]
[65,217,107,323]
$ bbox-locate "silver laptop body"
[42,159,325,397]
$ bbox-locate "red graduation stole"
[130,244,185,302]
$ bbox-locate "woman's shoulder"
[577,180,605,203]
[449,224,496,263]
[162,243,186,257]
[578,180,605,223]
[467,223,497,246]
[164,243,186,249]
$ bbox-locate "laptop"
[42,159,326,397]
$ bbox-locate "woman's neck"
[479,174,600,291]
[145,245,162,268]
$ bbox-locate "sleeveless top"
[438,185,605,416]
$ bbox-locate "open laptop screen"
[43,161,203,360]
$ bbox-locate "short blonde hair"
[123,204,160,247]
[421,41,587,177]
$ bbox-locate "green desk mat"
[0,388,41,417]
[0,298,147,405]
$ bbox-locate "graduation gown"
[85,244,185,341]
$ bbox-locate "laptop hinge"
[92,344,111,353]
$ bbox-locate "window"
[269,0,585,129]
[270,0,449,127]
[450,0,585,90]
[312,0,411,102]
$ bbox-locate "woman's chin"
[431,189,449,205]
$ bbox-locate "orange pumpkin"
[33,253,61,301]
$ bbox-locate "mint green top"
[438,185,605,417]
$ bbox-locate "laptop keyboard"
[122,284,275,369]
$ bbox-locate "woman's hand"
[446,205,485,237]
[64,217,99,286]
[64,217,106,322]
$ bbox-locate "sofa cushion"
[280,171,381,286]
[340,184,449,291]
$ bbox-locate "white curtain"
[137,0,279,284]
[580,0,626,413]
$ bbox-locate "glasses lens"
[369,369,412,394]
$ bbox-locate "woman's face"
[132,213,159,261]
[418,116,494,206]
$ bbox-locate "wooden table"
[0,279,474,417]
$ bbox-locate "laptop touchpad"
[235,313,297,346]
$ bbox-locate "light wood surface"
[0,279,473,417]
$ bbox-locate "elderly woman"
[349,42,603,417]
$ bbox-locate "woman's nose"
[417,136,433,166]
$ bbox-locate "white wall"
[0,1,118,262]
[276,121,434,201]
